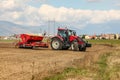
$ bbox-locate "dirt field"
[0,42,119,80]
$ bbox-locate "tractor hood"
[69,35,79,42]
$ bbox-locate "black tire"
[32,46,36,49]
[62,47,69,50]
[79,46,86,51]
[19,45,23,48]
[71,41,78,51]
[51,38,63,50]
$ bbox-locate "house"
[116,34,120,40]
[100,34,115,40]
[85,35,90,39]
[0,36,6,40]
[109,34,115,39]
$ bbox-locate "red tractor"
[51,28,91,51]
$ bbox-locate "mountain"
[0,20,120,36]
[75,20,120,35]
[0,21,29,36]
[0,21,47,36]
[0,21,67,36]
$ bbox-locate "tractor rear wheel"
[71,41,78,51]
[51,38,63,50]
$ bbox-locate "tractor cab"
[57,28,68,40]
[57,28,77,42]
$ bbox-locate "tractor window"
[58,30,67,37]
[68,30,76,36]
[68,30,72,36]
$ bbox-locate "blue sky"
[0,0,120,35]
[29,0,120,10]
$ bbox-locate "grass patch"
[88,39,120,45]
[95,52,120,80]
[0,40,16,43]
[95,53,111,80]
[43,52,120,80]
[43,67,88,80]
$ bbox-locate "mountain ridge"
[0,20,120,36]
[0,21,46,36]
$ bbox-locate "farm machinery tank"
[16,34,48,48]
[50,28,91,51]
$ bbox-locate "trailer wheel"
[32,46,36,49]
[71,41,78,51]
[51,38,62,50]
[19,45,23,48]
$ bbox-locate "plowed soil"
[0,42,117,80]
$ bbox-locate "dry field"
[0,42,120,80]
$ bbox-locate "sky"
[0,0,120,34]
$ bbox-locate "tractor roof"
[58,28,75,32]
[58,28,67,30]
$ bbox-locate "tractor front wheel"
[51,38,62,50]
[79,46,86,51]
[71,41,78,51]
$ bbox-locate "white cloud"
[116,3,120,7]
[39,5,120,24]
[113,0,120,7]
[0,0,15,9]
[0,1,120,28]
[0,0,25,11]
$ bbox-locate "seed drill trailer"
[16,34,48,48]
